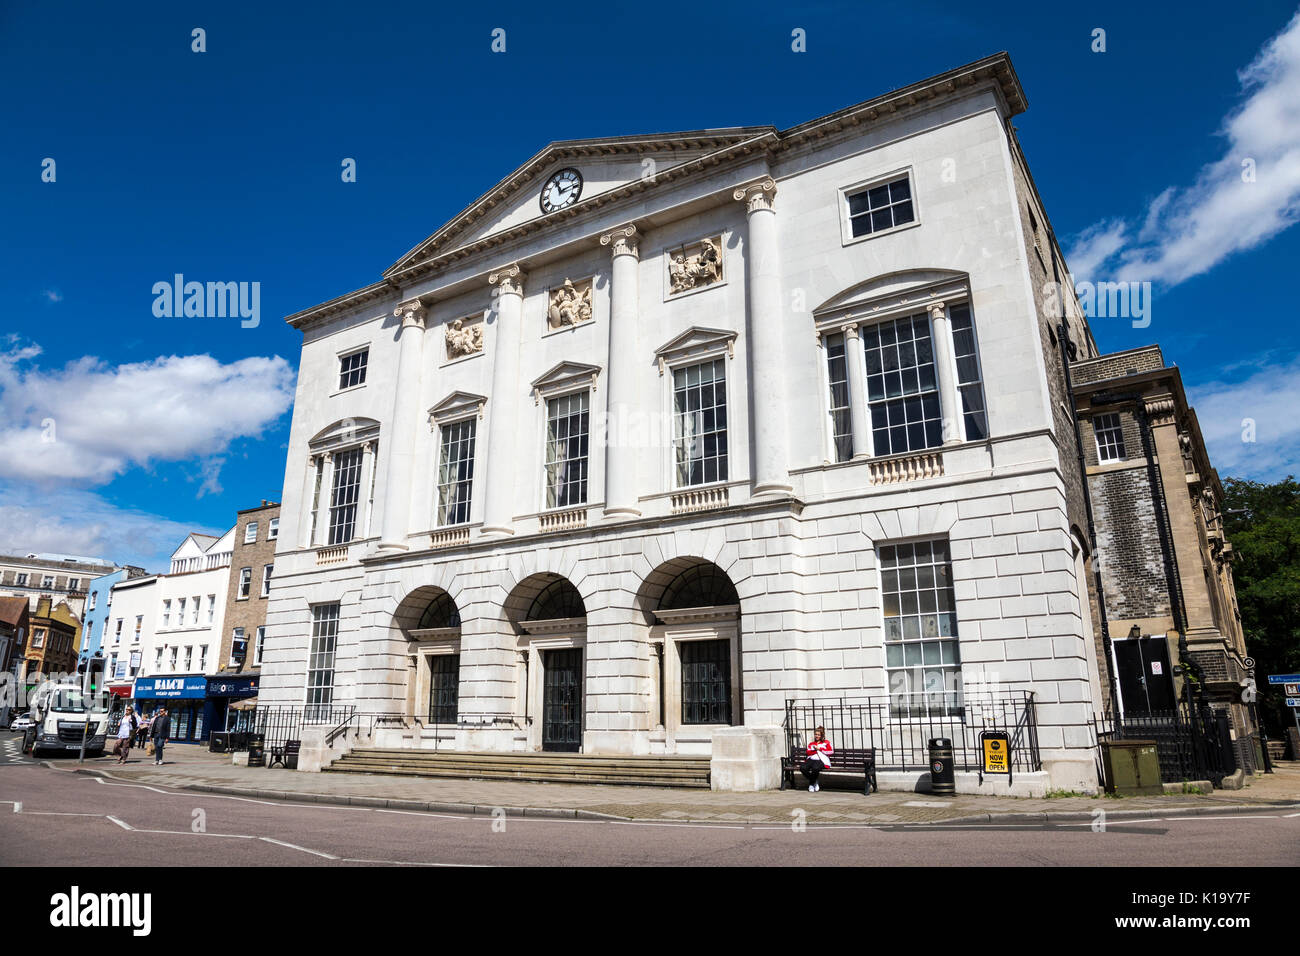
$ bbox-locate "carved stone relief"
[667,235,723,295]
[444,315,485,359]
[547,277,594,330]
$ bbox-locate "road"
[1,755,1296,867]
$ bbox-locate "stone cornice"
[284,53,1026,333]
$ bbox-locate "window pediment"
[653,326,737,375]
[813,270,969,330]
[530,361,601,405]
[429,391,487,426]
[309,417,380,451]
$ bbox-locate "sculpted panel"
[445,315,485,359]
[667,236,723,295]
[547,277,594,330]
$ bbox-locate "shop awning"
[229,696,258,711]
[108,684,133,698]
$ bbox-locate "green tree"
[1222,476,1300,738]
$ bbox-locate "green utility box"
[1100,739,1163,795]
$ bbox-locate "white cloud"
[0,483,219,572]
[1067,8,1300,286]
[0,342,296,487]
[41,289,63,304]
[1186,354,1300,481]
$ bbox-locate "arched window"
[417,592,460,629]
[526,579,585,620]
[660,564,739,610]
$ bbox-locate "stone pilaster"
[378,299,427,553]
[482,265,526,537]
[600,225,642,518]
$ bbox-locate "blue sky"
[2,0,1299,571]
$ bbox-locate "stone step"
[344,749,708,769]
[324,748,712,787]
[323,762,711,788]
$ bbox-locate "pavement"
[36,741,1300,826]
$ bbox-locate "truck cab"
[25,681,110,757]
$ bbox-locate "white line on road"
[106,815,134,831]
[259,837,338,859]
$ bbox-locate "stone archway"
[392,586,462,727]
[504,573,587,752]
[636,557,741,754]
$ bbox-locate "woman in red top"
[802,725,833,792]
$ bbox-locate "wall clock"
[540,168,583,213]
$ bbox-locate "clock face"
[540,168,583,213]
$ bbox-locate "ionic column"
[734,179,792,496]
[301,454,319,548]
[378,299,427,553]
[600,225,641,519]
[842,322,873,459]
[482,264,526,537]
[928,301,964,446]
[358,440,376,538]
[315,452,335,546]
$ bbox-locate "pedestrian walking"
[135,712,151,748]
[802,725,834,792]
[114,705,137,764]
[150,707,171,766]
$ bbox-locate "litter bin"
[246,732,265,767]
[209,732,230,754]
[929,737,955,795]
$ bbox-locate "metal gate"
[542,648,582,752]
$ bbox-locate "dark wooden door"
[542,648,582,752]
[1115,636,1176,714]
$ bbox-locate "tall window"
[309,458,324,544]
[16,573,28,586]
[338,348,368,390]
[948,304,988,441]
[162,599,171,627]
[328,447,364,544]
[238,568,252,599]
[244,522,258,544]
[863,313,942,456]
[114,619,122,643]
[544,392,589,508]
[437,419,476,525]
[68,578,80,591]
[268,517,279,540]
[306,603,340,717]
[89,590,97,610]
[184,646,193,671]
[681,639,732,725]
[847,174,915,238]
[672,358,728,486]
[230,627,247,666]
[206,594,215,623]
[427,655,460,724]
[1094,412,1126,463]
[177,597,186,624]
[133,616,142,642]
[825,331,853,462]
[881,539,962,717]
[254,626,266,666]
[261,565,273,598]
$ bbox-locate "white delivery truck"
[24,679,110,757]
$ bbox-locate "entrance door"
[1114,636,1176,714]
[542,648,582,752]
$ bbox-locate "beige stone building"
[1070,345,1260,771]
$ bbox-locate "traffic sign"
[1268,674,1300,684]
[1286,698,1300,708]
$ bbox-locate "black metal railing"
[1093,699,1237,787]
[224,705,356,750]
[783,692,1041,773]
[322,711,531,752]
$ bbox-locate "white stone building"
[102,574,158,694]
[260,53,1106,789]
[148,531,235,680]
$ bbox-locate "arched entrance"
[638,558,741,754]
[393,586,462,727]
[505,574,587,752]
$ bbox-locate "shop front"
[206,674,259,735]
[132,675,209,743]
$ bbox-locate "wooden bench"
[267,739,300,769]
[781,746,877,794]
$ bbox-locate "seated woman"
[802,725,833,792]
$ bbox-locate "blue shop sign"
[134,676,208,699]
[207,677,258,698]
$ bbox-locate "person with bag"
[113,705,137,764]
[135,712,151,748]
[802,725,834,792]
[150,706,171,766]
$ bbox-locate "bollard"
[929,737,955,795]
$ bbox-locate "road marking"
[903,801,954,808]
[259,837,339,859]
[106,815,133,831]
[1161,814,1280,821]
[339,857,485,867]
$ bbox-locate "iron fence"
[1092,699,1237,786]
[322,711,530,751]
[783,692,1041,773]
[223,705,356,750]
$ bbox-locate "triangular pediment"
[530,361,602,396]
[428,390,488,425]
[385,130,770,277]
[653,326,738,369]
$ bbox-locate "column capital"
[842,321,860,339]
[733,178,777,214]
[489,263,526,296]
[599,224,639,259]
[394,299,427,329]
[322,450,334,463]
[928,300,947,320]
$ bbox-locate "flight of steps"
[324,748,712,788]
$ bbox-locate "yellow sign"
[982,733,1010,774]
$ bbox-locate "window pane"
[327,447,363,544]
[673,359,728,487]
[437,419,476,525]
[881,539,963,718]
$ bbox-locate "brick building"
[1070,345,1261,771]
[22,596,81,683]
